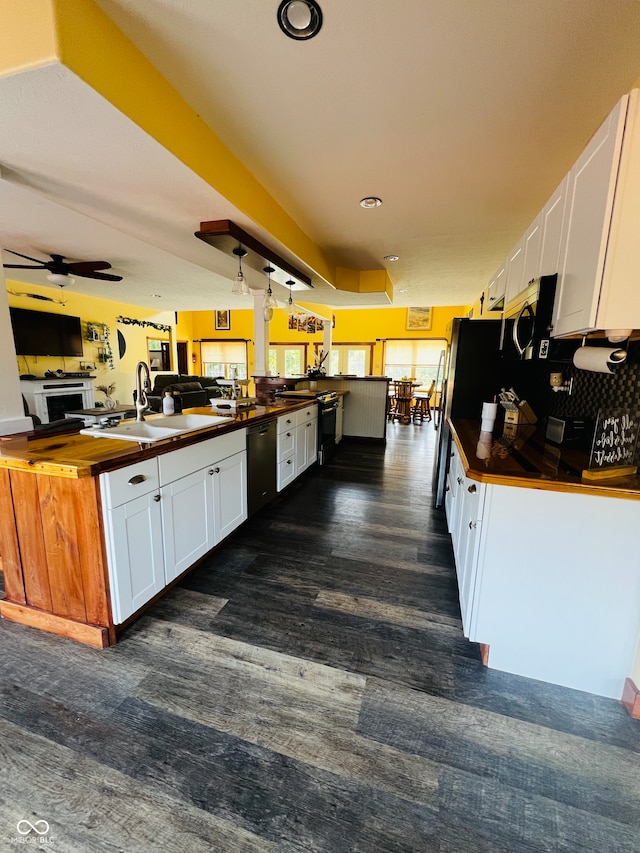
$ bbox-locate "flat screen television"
[10,307,83,357]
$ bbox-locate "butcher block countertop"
[449,418,640,500]
[0,402,311,479]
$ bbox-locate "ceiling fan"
[3,250,123,283]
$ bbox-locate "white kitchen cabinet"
[100,459,165,624]
[504,240,525,307]
[444,440,463,533]
[101,429,248,623]
[552,93,640,337]
[212,450,247,542]
[277,414,296,491]
[446,436,640,699]
[521,213,543,291]
[487,262,507,311]
[295,407,318,474]
[455,475,485,633]
[161,466,214,583]
[539,175,567,277]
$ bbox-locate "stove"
[278,389,337,402]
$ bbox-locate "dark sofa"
[145,374,224,412]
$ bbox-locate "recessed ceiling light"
[384,255,399,262]
[277,0,323,40]
[360,196,383,209]
[151,293,162,298]
[398,289,408,293]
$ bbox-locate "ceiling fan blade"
[65,261,112,274]
[3,249,47,264]
[73,270,123,282]
[2,263,47,269]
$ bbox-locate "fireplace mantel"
[20,377,96,423]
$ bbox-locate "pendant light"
[263,266,277,321]
[286,279,296,315]
[231,246,249,296]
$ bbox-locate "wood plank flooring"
[1,421,640,852]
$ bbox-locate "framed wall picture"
[406,307,432,331]
[215,309,231,331]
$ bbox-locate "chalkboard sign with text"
[587,409,638,472]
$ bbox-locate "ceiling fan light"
[46,272,70,286]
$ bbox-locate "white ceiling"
[2,0,640,312]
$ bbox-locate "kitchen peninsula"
[0,400,316,648]
[446,418,640,700]
[254,375,390,440]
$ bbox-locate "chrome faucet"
[135,360,152,422]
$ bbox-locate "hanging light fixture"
[286,279,296,315]
[263,266,277,322]
[231,246,249,296]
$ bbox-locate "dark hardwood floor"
[1,422,639,852]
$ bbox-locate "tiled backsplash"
[511,339,640,465]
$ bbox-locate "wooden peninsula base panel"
[0,467,116,647]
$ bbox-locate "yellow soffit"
[335,268,393,302]
[2,0,344,290]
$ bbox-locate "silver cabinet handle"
[468,484,477,493]
[469,520,476,529]
[286,432,292,437]
[287,459,292,465]
[128,474,146,485]
[208,467,221,475]
[457,476,463,485]
[153,494,161,502]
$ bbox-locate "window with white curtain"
[200,340,248,379]
[384,339,446,386]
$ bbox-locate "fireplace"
[20,378,95,423]
[46,393,85,422]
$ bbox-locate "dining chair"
[411,380,436,423]
[391,380,415,423]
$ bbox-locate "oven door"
[318,401,338,465]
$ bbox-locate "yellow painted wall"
[186,304,469,376]
[7,280,175,408]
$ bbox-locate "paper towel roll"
[572,346,627,373]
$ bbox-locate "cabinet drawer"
[277,428,295,461]
[158,429,246,485]
[277,411,297,434]
[100,458,160,509]
[277,455,296,491]
[296,406,317,426]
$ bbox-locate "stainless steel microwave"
[501,274,557,360]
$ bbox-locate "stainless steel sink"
[79,412,234,444]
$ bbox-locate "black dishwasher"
[246,419,277,516]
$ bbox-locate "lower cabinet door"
[106,493,165,624]
[162,467,214,583]
[305,418,318,466]
[212,450,248,543]
[277,454,296,491]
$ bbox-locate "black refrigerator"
[432,318,504,507]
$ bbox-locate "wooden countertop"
[450,418,640,500]
[0,401,311,480]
